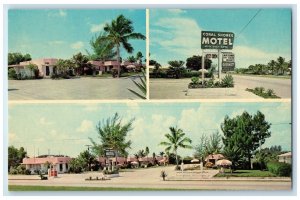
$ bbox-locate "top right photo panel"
[149,8,292,100]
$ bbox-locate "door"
[46,66,50,76]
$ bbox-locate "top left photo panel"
[7,9,147,100]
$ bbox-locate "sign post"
[201,31,234,82]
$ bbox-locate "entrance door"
[46,66,50,76]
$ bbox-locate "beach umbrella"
[191,159,200,163]
[198,69,208,73]
[216,159,232,166]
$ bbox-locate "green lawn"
[215,170,276,177]
[8,185,199,191]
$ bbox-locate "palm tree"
[277,56,285,75]
[72,52,89,75]
[126,55,136,63]
[268,60,276,75]
[167,60,186,79]
[127,69,146,99]
[136,51,143,64]
[159,126,192,168]
[103,15,146,78]
[88,32,116,62]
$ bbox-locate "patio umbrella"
[126,65,136,69]
[198,69,208,73]
[131,161,139,165]
[191,159,200,163]
[216,159,232,166]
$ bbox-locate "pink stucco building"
[22,156,72,174]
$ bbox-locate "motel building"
[278,152,292,164]
[9,58,144,78]
[22,156,72,174]
[88,60,144,74]
[9,58,58,78]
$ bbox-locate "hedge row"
[150,71,212,79]
[266,161,291,177]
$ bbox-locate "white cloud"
[48,40,65,46]
[48,10,67,17]
[39,117,53,125]
[59,10,67,17]
[90,23,105,33]
[167,9,186,14]
[76,120,93,133]
[71,41,84,50]
[152,17,203,64]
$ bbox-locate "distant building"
[205,154,225,165]
[88,60,144,74]
[9,58,58,78]
[22,156,72,174]
[278,152,292,164]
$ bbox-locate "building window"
[59,164,63,171]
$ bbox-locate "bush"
[221,74,234,87]
[267,162,291,177]
[8,68,17,79]
[191,76,200,84]
[252,161,267,170]
[103,169,119,175]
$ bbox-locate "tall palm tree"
[167,60,186,79]
[159,126,192,167]
[103,15,146,78]
[136,51,143,64]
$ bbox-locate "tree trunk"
[248,150,251,170]
[117,44,120,78]
[175,150,179,168]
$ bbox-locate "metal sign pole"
[201,51,205,85]
[218,49,221,79]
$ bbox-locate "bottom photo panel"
[8,101,292,191]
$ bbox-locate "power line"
[237,9,262,36]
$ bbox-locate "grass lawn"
[8,185,199,191]
[215,170,276,177]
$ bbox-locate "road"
[150,75,291,99]
[232,74,291,99]
[8,76,143,100]
[8,166,291,191]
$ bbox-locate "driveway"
[8,76,144,100]
[150,75,291,99]
[8,166,291,190]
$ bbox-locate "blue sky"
[150,9,291,68]
[8,9,146,60]
[8,102,291,158]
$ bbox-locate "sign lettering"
[201,31,235,49]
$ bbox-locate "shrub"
[206,79,214,88]
[221,74,234,87]
[266,89,275,96]
[191,76,199,84]
[103,169,119,175]
[8,68,17,79]
[252,161,267,170]
[267,161,291,177]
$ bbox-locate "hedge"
[266,161,291,177]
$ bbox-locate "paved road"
[232,74,291,99]
[150,75,291,99]
[8,166,291,191]
[8,76,143,100]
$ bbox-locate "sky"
[8,9,146,60]
[8,102,291,158]
[150,9,292,68]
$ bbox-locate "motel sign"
[201,31,234,50]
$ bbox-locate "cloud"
[48,10,67,17]
[233,45,290,68]
[76,120,93,133]
[48,40,65,46]
[39,117,53,125]
[90,23,105,33]
[167,9,186,14]
[71,41,84,50]
[151,17,203,64]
